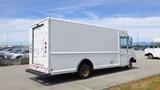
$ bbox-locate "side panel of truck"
[28,18,133,76]
[49,19,120,75]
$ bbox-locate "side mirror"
[128,37,133,49]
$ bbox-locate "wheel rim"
[149,55,152,59]
[81,66,90,77]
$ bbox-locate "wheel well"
[130,57,136,63]
[145,53,153,57]
[130,57,134,61]
[77,59,94,71]
[147,53,153,56]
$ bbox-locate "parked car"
[145,37,160,59]
[0,46,29,59]
[2,50,29,60]
[145,43,160,59]
[0,47,13,59]
[0,47,14,53]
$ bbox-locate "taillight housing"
[44,42,47,53]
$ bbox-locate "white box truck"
[26,18,136,79]
[145,37,160,59]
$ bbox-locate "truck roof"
[31,17,127,34]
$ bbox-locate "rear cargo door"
[32,23,49,73]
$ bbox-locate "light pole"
[6,32,9,47]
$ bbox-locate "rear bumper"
[26,69,50,77]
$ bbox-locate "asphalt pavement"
[0,51,160,90]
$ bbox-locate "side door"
[120,37,128,66]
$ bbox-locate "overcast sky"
[0,0,160,45]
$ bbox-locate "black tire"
[148,54,153,59]
[125,61,132,69]
[78,64,92,79]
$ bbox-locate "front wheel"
[125,61,132,69]
[78,64,92,79]
[148,54,153,59]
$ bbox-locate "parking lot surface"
[0,51,160,90]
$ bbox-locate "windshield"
[153,42,160,48]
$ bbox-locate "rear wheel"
[148,54,153,59]
[78,64,92,79]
